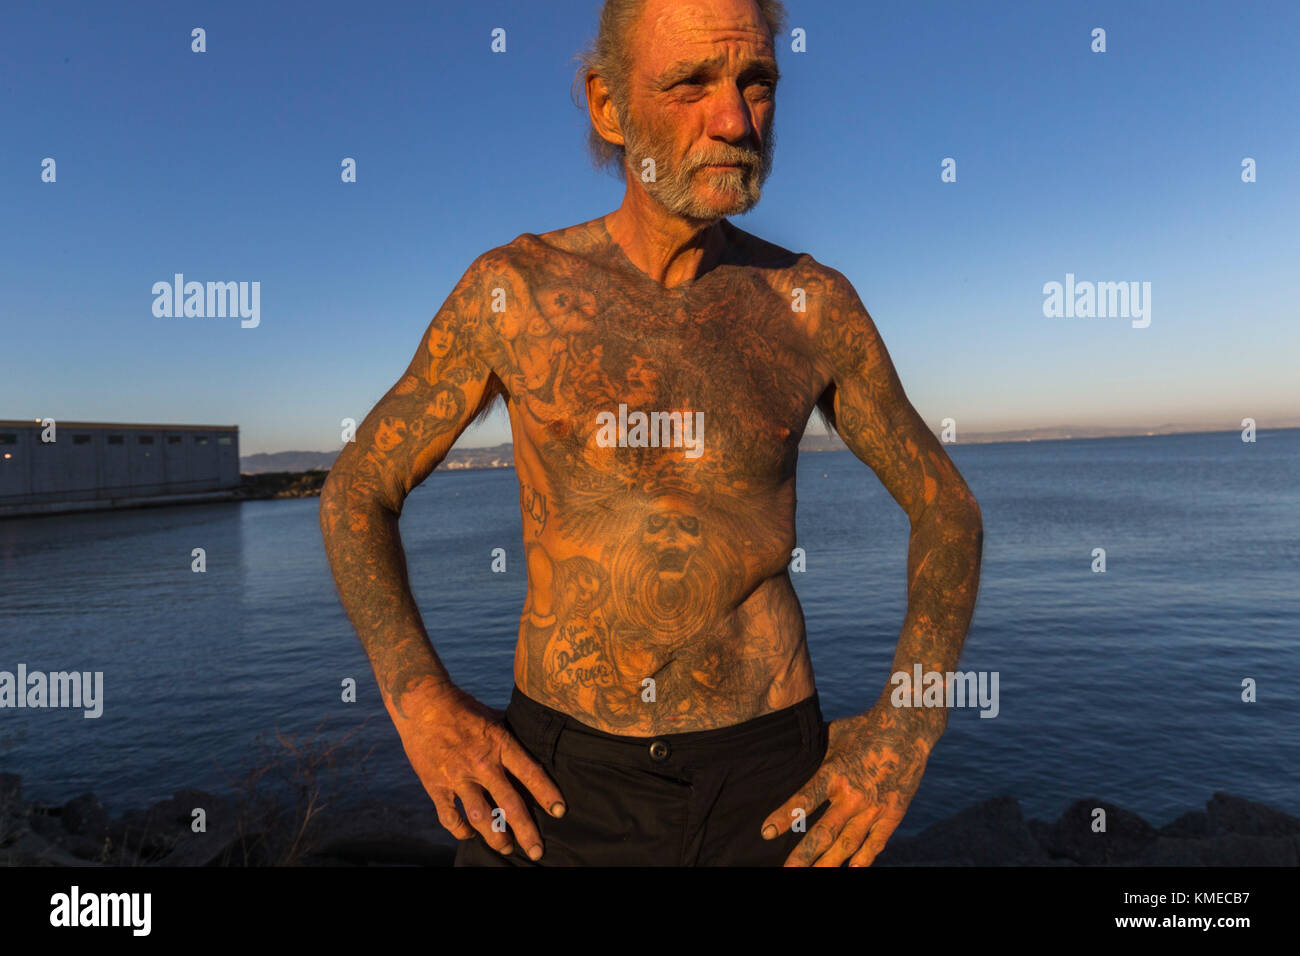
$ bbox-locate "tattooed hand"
[760,701,941,867]
[393,683,567,860]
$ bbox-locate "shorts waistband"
[506,685,825,770]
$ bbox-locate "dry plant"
[226,715,376,866]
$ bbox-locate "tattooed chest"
[489,280,824,488]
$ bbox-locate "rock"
[1158,810,1209,838]
[158,827,244,867]
[290,797,459,866]
[62,792,109,837]
[303,834,457,867]
[0,774,20,803]
[1129,834,1299,866]
[28,810,65,842]
[1033,798,1157,865]
[156,804,242,867]
[109,789,231,864]
[0,830,101,867]
[0,774,23,846]
[16,803,111,862]
[5,770,1295,867]
[1205,793,1300,837]
[876,796,1051,866]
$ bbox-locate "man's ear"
[586,71,626,149]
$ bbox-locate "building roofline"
[0,421,239,431]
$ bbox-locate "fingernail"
[551,802,566,818]
[761,824,777,840]
[527,844,543,860]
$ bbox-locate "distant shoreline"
[240,425,1299,476]
[28,425,1271,512]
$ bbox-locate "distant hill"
[240,451,338,474]
[240,443,515,475]
[806,422,1300,445]
[241,437,846,474]
[946,422,1300,443]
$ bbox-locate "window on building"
[195,436,210,446]
[167,435,182,444]
[138,435,154,445]
[218,435,233,445]
[0,434,16,446]
[107,435,125,445]
[73,434,92,445]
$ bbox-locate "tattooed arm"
[762,266,984,866]
[319,252,565,859]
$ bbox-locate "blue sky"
[2,0,1296,454]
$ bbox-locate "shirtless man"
[319,0,983,867]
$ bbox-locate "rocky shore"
[2,773,1295,867]
[874,793,1300,866]
[232,454,514,501]
[0,773,458,867]
[234,470,329,500]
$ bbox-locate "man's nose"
[705,81,756,145]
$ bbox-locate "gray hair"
[573,0,787,178]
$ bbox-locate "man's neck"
[603,186,727,289]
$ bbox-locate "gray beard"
[621,112,775,221]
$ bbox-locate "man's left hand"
[760,702,941,867]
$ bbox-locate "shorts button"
[649,740,670,761]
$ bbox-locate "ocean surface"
[2,429,1297,837]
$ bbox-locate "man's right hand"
[393,684,567,860]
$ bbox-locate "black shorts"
[454,685,830,866]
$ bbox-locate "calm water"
[1,429,1297,836]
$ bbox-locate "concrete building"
[0,419,240,518]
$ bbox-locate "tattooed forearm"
[320,491,454,719]
[320,256,504,721]
[809,267,984,741]
[886,494,983,740]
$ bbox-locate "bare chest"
[487,264,828,487]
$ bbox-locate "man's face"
[618,0,778,220]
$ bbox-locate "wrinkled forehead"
[632,0,775,75]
